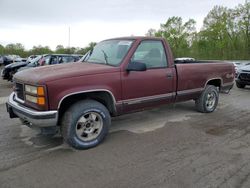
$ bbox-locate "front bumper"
[236,72,250,85]
[6,92,58,127]
[220,82,234,94]
[235,79,250,85]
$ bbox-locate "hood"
[14,62,119,84]
[239,64,250,72]
[5,61,27,69]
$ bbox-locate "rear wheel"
[195,85,219,113]
[236,82,245,88]
[61,99,111,149]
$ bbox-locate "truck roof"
[104,36,163,41]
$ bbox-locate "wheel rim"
[75,112,103,142]
[205,92,216,110]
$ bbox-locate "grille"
[15,82,24,100]
[239,73,250,81]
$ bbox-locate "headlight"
[25,95,45,105]
[25,85,45,95]
[25,85,38,94]
[24,85,46,105]
[25,95,38,103]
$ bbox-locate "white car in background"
[175,57,195,61]
[174,57,195,63]
[233,62,241,72]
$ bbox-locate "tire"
[61,99,111,149]
[9,71,15,81]
[236,82,245,88]
[195,85,219,113]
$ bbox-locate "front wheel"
[195,85,219,113]
[61,99,111,149]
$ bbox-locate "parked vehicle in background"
[1,56,15,66]
[1,55,42,81]
[18,54,82,72]
[26,55,38,63]
[0,55,3,65]
[233,62,243,72]
[38,54,82,66]
[174,57,195,63]
[0,55,26,66]
[2,54,82,81]
[7,55,21,60]
[18,55,43,72]
[6,36,235,149]
[235,64,250,88]
[15,57,27,62]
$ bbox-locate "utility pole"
[68,27,71,48]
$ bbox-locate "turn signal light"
[37,97,45,105]
[37,87,45,96]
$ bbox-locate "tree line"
[0,42,96,58]
[0,1,249,60]
[147,1,250,60]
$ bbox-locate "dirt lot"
[0,67,250,188]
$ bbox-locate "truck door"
[122,40,176,112]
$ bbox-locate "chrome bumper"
[6,92,58,127]
[220,82,234,94]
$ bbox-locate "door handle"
[166,73,173,79]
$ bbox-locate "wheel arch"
[205,78,222,89]
[57,90,117,124]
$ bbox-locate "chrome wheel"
[206,92,216,110]
[195,85,219,113]
[75,112,103,142]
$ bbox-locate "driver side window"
[132,40,167,68]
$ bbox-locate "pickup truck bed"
[175,62,234,100]
[6,36,235,149]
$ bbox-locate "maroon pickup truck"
[6,37,235,149]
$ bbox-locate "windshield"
[30,55,42,63]
[86,39,133,66]
[27,55,42,66]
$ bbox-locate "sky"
[0,0,246,50]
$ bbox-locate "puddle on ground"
[205,127,229,136]
[111,113,195,134]
[19,125,63,148]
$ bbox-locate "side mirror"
[126,61,147,72]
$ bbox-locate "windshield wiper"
[101,50,109,65]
